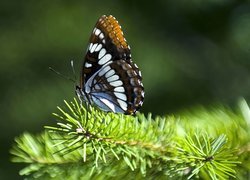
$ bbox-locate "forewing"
[80,15,131,89]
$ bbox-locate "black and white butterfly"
[76,15,144,115]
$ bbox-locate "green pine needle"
[10,98,250,179]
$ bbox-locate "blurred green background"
[1,0,250,179]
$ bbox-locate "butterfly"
[76,15,144,115]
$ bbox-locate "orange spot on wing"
[98,15,129,49]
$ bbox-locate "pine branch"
[10,99,250,179]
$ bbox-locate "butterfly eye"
[78,15,144,115]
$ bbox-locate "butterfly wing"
[80,15,131,86]
[84,59,144,114]
[79,15,144,114]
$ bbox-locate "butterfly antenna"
[49,67,76,83]
[70,60,78,86]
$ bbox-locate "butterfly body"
[77,15,144,115]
